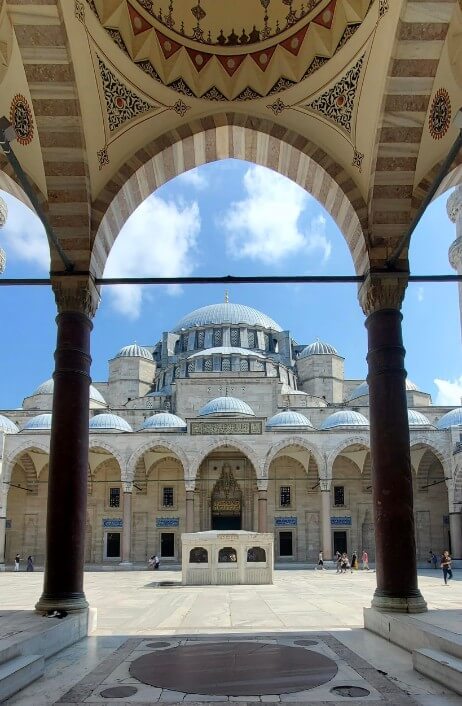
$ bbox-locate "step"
[413,648,462,696]
[0,654,44,703]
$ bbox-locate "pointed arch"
[190,437,263,482]
[3,441,50,485]
[89,439,126,477]
[326,435,370,474]
[128,439,189,483]
[264,437,324,479]
[409,436,449,469]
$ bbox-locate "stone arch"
[454,466,462,506]
[89,439,126,478]
[0,167,40,213]
[190,437,263,482]
[264,437,324,480]
[326,435,370,475]
[409,437,449,470]
[127,439,189,483]
[91,115,369,277]
[4,441,50,485]
[18,452,39,494]
[146,455,183,478]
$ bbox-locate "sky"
[0,158,460,410]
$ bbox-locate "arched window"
[204,358,213,372]
[247,547,266,562]
[197,330,205,349]
[222,358,231,371]
[218,547,237,563]
[213,328,222,346]
[248,330,256,348]
[231,328,240,346]
[240,359,249,372]
[187,362,195,375]
[189,547,208,563]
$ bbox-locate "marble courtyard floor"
[1,569,461,705]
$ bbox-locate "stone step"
[413,648,462,696]
[0,654,44,703]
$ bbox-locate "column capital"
[257,480,268,492]
[122,482,133,494]
[449,238,462,271]
[447,187,462,224]
[358,271,408,316]
[185,481,196,492]
[51,275,100,318]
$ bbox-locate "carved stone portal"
[211,464,242,530]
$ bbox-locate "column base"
[0,563,5,572]
[371,589,427,614]
[35,592,89,613]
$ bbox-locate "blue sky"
[0,159,460,410]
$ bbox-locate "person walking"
[154,555,160,570]
[335,550,341,573]
[431,552,438,570]
[351,551,358,571]
[26,555,34,572]
[14,554,20,572]
[315,550,324,570]
[441,550,453,585]
[361,549,369,570]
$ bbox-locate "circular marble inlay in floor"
[331,685,370,697]
[145,641,171,648]
[100,685,138,698]
[293,639,318,646]
[129,641,338,696]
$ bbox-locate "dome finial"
[224,290,229,303]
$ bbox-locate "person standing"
[351,551,358,571]
[315,550,324,570]
[335,550,341,573]
[361,550,369,570]
[26,556,34,572]
[431,552,438,570]
[14,554,20,572]
[441,550,453,585]
[154,555,160,570]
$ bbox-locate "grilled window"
[334,486,345,506]
[109,487,120,508]
[204,358,213,372]
[247,329,256,348]
[213,328,222,346]
[163,487,174,507]
[280,486,291,507]
[197,330,205,349]
[240,359,249,372]
[222,358,231,371]
[230,328,240,346]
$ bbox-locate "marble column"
[36,278,99,613]
[121,483,133,564]
[447,187,462,338]
[360,274,426,613]
[320,481,332,560]
[449,511,462,559]
[185,490,194,532]
[258,489,268,533]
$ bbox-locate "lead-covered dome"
[173,303,282,332]
[0,415,18,433]
[348,378,419,402]
[115,344,153,361]
[22,413,52,430]
[141,412,187,431]
[321,410,369,430]
[408,409,432,427]
[31,378,107,407]
[266,410,313,430]
[436,408,462,429]
[298,341,339,358]
[198,396,255,417]
[89,413,132,432]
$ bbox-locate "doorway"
[161,532,175,558]
[333,531,347,555]
[105,531,121,560]
[279,531,293,557]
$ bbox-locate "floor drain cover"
[331,685,370,698]
[100,685,138,698]
[293,639,318,646]
[130,641,338,695]
[146,641,171,648]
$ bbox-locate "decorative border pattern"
[9,94,34,146]
[428,88,451,140]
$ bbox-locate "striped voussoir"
[12,0,92,271]
[368,0,457,265]
[90,113,370,277]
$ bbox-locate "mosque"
[0,297,459,567]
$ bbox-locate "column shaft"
[449,512,462,559]
[36,311,92,612]
[0,517,5,570]
[185,491,194,533]
[121,492,132,563]
[321,490,332,560]
[258,490,268,533]
[366,308,426,612]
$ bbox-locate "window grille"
[240,359,249,372]
[197,330,205,349]
[187,362,195,374]
[204,359,213,372]
[109,487,120,508]
[247,330,256,348]
[280,486,291,507]
[334,486,345,506]
[231,328,240,346]
[222,358,231,371]
[163,487,174,507]
[255,360,264,371]
[181,334,188,352]
[213,328,222,346]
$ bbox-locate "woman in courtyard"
[441,550,453,585]
[26,555,34,571]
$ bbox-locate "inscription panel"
[191,420,262,435]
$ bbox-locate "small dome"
[89,413,132,432]
[408,409,432,427]
[198,396,255,417]
[298,341,339,358]
[348,378,419,402]
[321,410,369,430]
[266,410,313,430]
[31,378,107,406]
[173,302,282,332]
[141,412,187,431]
[436,408,462,429]
[0,415,19,433]
[115,344,153,361]
[189,346,266,359]
[22,413,52,431]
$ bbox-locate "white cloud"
[221,165,331,266]
[0,191,50,270]
[434,376,462,405]
[177,168,208,190]
[104,193,200,318]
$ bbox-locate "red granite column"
[36,279,98,613]
[361,274,426,613]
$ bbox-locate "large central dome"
[173,303,282,333]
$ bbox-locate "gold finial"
[224,290,229,303]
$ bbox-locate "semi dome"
[189,346,266,359]
[0,415,19,433]
[298,341,339,358]
[141,412,187,431]
[115,344,153,361]
[22,413,52,430]
[89,413,132,432]
[348,378,419,402]
[31,378,107,406]
[198,396,255,417]
[321,410,369,430]
[173,303,282,332]
[436,408,462,429]
[266,410,313,430]
[408,409,432,427]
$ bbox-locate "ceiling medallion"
[9,94,34,146]
[428,88,451,140]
